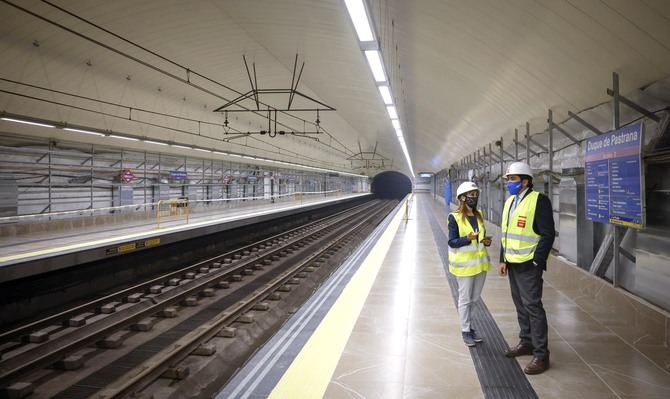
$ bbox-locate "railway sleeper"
[216,327,236,338]
[237,314,254,324]
[160,366,190,380]
[0,381,34,399]
[97,301,122,314]
[96,331,128,349]
[26,325,60,343]
[158,307,178,318]
[216,281,230,289]
[65,313,94,327]
[181,296,199,307]
[52,354,84,371]
[252,302,269,311]
[126,293,144,303]
[131,317,159,332]
[192,343,216,357]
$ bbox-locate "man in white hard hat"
[498,161,555,374]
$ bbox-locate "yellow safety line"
[268,196,408,399]
[0,194,369,265]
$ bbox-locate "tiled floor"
[324,193,670,398]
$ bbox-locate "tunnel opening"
[371,171,412,200]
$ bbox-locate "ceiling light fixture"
[2,117,55,128]
[64,127,104,136]
[378,85,393,105]
[171,144,191,149]
[392,119,401,129]
[386,106,398,119]
[143,140,168,146]
[364,50,386,82]
[109,134,139,141]
[343,0,374,42]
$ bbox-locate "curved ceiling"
[1,0,670,176]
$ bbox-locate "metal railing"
[156,199,190,229]
[0,189,347,228]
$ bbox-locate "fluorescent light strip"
[392,119,401,129]
[378,85,393,105]
[109,134,139,141]
[344,0,374,41]
[171,144,191,149]
[386,106,398,119]
[143,140,168,146]
[2,117,55,128]
[364,50,386,82]
[64,127,104,136]
[194,148,211,152]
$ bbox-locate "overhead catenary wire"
[1,0,357,160]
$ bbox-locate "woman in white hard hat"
[448,181,492,347]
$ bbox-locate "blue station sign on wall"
[585,121,645,229]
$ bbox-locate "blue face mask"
[507,180,523,195]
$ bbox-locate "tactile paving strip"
[426,206,538,399]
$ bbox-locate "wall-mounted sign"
[585,121,645,229]
[119,169,135,183]
[170,170,188,180]
[247,175,258,183]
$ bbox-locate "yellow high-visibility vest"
[501,191,541,263]
[448,210,491,277]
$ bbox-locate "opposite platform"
[0,193,370,283]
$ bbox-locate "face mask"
[464,196,478,209]
[507,180,523,195]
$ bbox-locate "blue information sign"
[169,170,188,180]
[585,121,644,229]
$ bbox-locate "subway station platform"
[0,193,370,283]
[219,193,670,399]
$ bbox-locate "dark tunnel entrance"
[371,171,412,200]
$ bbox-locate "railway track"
[0,199,398,399]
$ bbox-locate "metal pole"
[515,129,519,161]
[91,145,95,210]
[143,151,147,205]
[548,110,554,199]
[488,143,493,221]
[612,72,621,288]
[48,141,52,214]
[526,122,530,163]
[499,137,504,221]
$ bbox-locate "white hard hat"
[456,181,479,198]
[504,161,534,178]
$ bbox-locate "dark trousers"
[508,261,549,359]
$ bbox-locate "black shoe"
[462,331,476,347]
[470,328,483,343]
[504,343,533,357]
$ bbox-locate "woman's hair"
[456,194,484,227]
